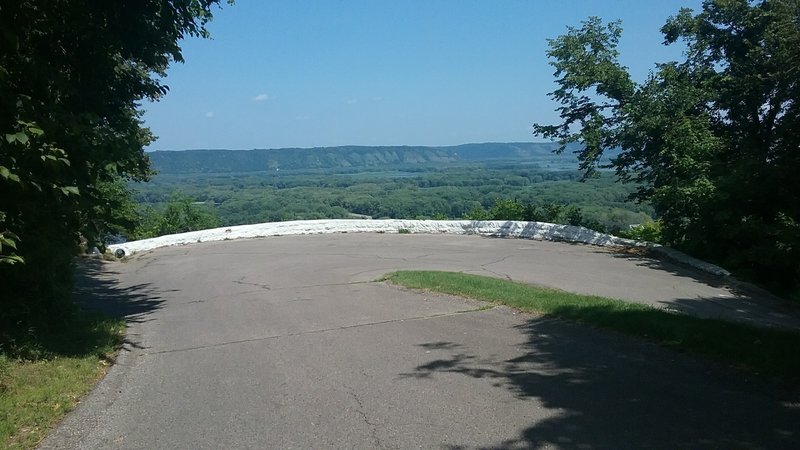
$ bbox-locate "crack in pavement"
[480,254,514,267]
[182,299,207,304]
[479,254,516,281]
[269,280,375,291]
[347,388,383,449]
[140,308,488,357]
[480,267,514,281]
[348,268,396,280]
[172,281,382,307]
[233,277,271,290]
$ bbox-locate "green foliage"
[129,165,653,235]
[463,204,490,221]
[131,206,166,240]
[464,198,607,232]
[616,220,663,243]
[81,180,143,252]
[133,192,219,239]
[0,304,124,448]
[0,226,23,265]
[534,1,800,294]
[0,1,227,328]
[488,199,526,221]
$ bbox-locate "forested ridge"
[147,142,616,174]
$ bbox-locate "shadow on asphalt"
[662,296,800,330]
[604,251,800,328]
[73,257,165,350]
[480,220,766,299]
[606,250,789,303]
[402,317,800,449]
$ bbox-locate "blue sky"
[143,0,703,150]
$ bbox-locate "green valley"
[131,142,651,234]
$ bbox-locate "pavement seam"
[270,280,376,291]
[140,308,490,356]
[172,281,384,306]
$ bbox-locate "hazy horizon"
[145,140,558,152]
[144,0,702,151]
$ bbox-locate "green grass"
[387,270,800,384]
[0,311,125,449]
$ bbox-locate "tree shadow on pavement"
[606,249,790,303]
[403,316,800,449]
[73,257,165,325]
[0,258,164,360]
[603,250,800,328]
[70,257,166,353]
[659,296,800,331]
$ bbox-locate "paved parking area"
[42,235,799,449]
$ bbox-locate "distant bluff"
[147,142,568,174]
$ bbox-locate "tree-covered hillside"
[147,142,619,174]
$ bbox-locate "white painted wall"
[108,219,729,276]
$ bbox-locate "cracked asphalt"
[41,234,799,449]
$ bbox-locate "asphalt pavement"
[41,234,800,449]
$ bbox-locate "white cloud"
[295,115,310,121]
[205,111,215,118]
[252,93,270,102]
[346,99,358,105]
[371,96,383,102]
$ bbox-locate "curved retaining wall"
[108,219,730,277]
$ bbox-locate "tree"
[0,1,228,322]
[152,192,219,237]
[534,0,800,294]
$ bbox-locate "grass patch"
[387,270,800,384]
[0,309,125,449]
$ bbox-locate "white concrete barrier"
[108,219,730,276]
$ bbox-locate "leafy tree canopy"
[0,1,227,320]
[534,0,800,294]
